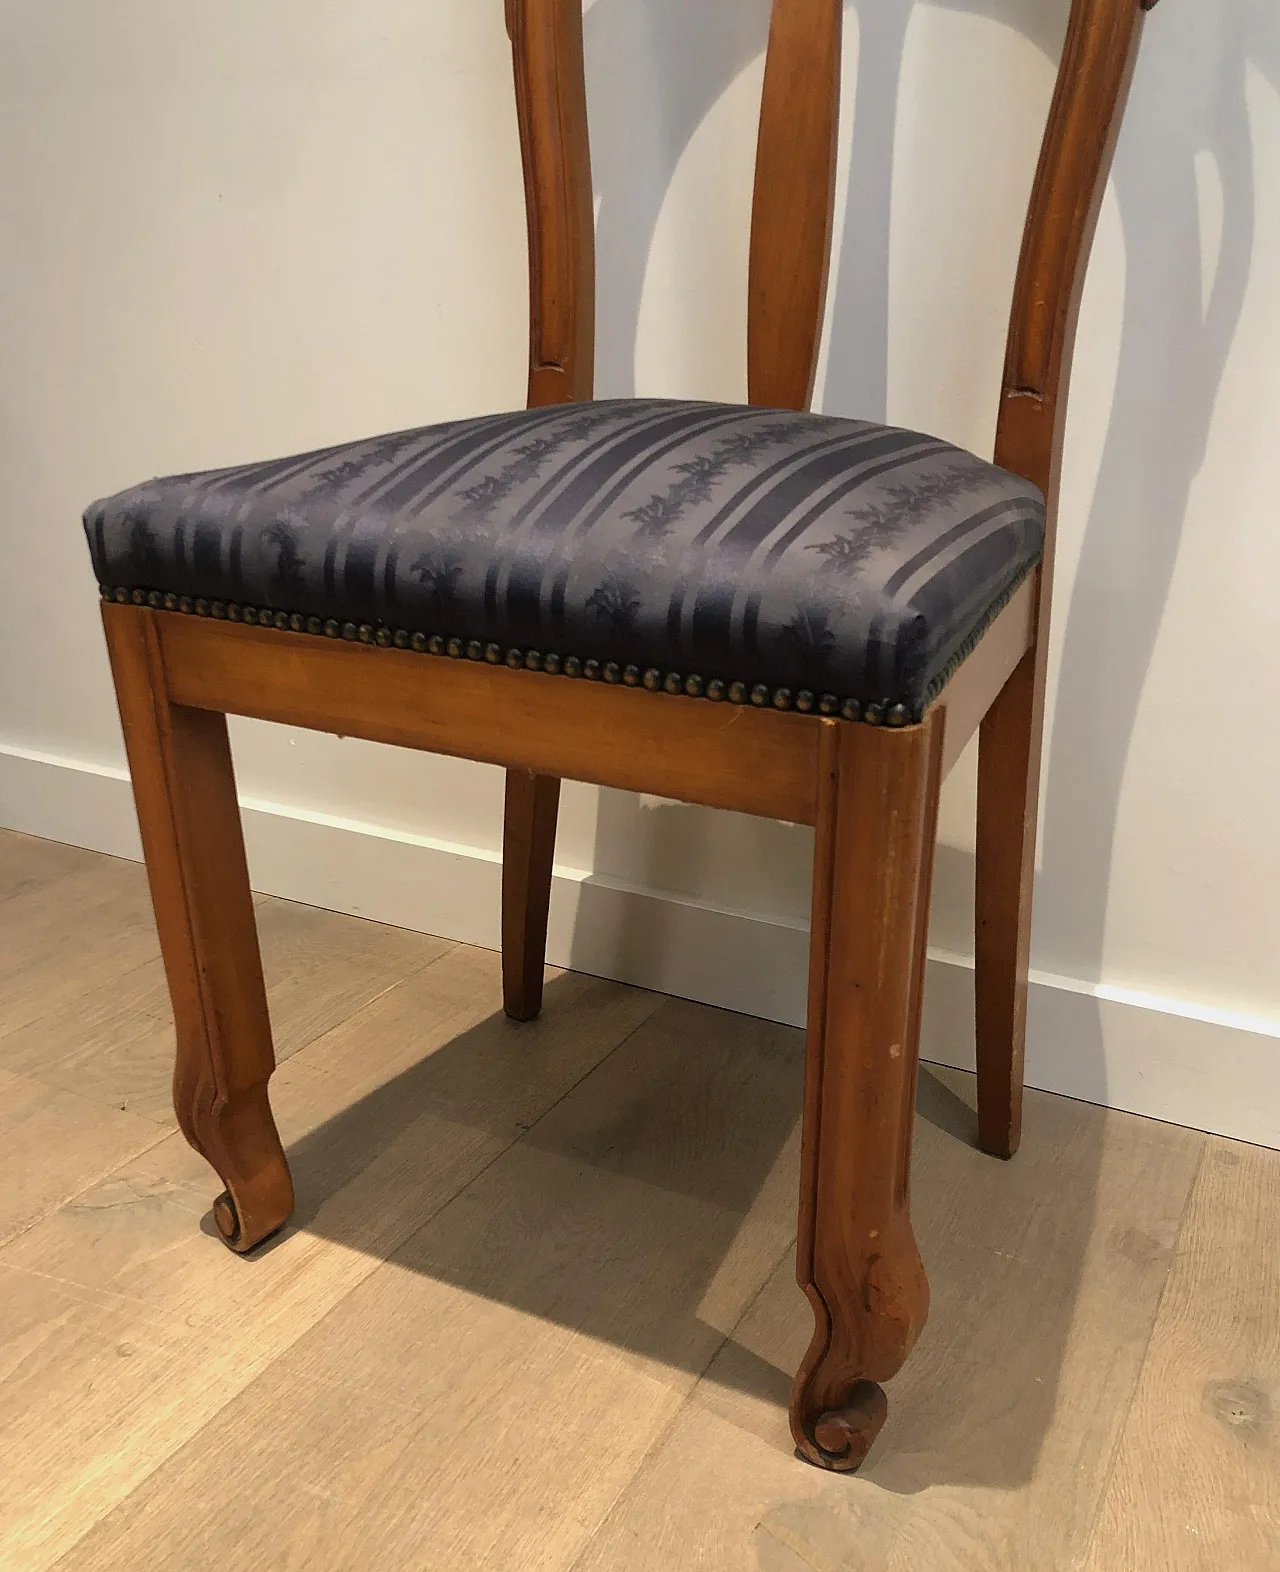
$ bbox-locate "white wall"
[3,1,1279,1145]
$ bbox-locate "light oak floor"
[1,826,1276,1571]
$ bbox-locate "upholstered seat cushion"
[85,399,1043,724]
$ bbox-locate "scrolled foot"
[211,1158,293,1253]
[177,1080,295,1254]
[792,1380,889,1472]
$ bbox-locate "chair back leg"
[975,646,1043,1158]
[792,710,945,1470]
[502,769,562,1021]
[102,603,294,1252]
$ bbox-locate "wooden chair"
[87,0,1158,1472]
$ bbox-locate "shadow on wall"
[558,0,1270,1488]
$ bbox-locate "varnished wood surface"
[2,830,1273,1570]
[507,0,595,408]
[976,0,1152,1164]
[102,607,293,1252]
[501,770,561,1021]
[792,714,944,1468]
[748,0,843,411]
[149,607,826,825]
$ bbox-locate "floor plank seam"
[0,1119,173,1254]
[278,938,463,1070]
[378,996,664,1280]
[1076,1135,1209,1566]
[566,1234,799,1572]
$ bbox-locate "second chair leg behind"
[974,647,1044,1159]
[502,768,562,1021]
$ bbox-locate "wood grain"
[748,0,843,411]
[155,610,824,826]
[47,998,803,1572]
[0,941,658,1572]
[574,1072,1205,1572]
[506,0,595,408]
[10,841,1278,1568]
[0,1066,163,1249]
[1082,1138,1280,1571]
[977,0,1152,1160]
[501,770,561,1021]
[791,713,945,1469]
[101,603,293,1252]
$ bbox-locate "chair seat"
[85,399,1043,724]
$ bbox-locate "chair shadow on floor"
[215,958,1101,1497]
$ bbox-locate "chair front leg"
[501,768,561,1021]
[791,712,945,1471]
[102,604,293,1252]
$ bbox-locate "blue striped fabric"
[84,399,1044,721]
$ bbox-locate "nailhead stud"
[136,581,937,733]
[114,588,129,604]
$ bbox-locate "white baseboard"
[3,741,1278,1151]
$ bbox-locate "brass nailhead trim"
[103,573,1037,729]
